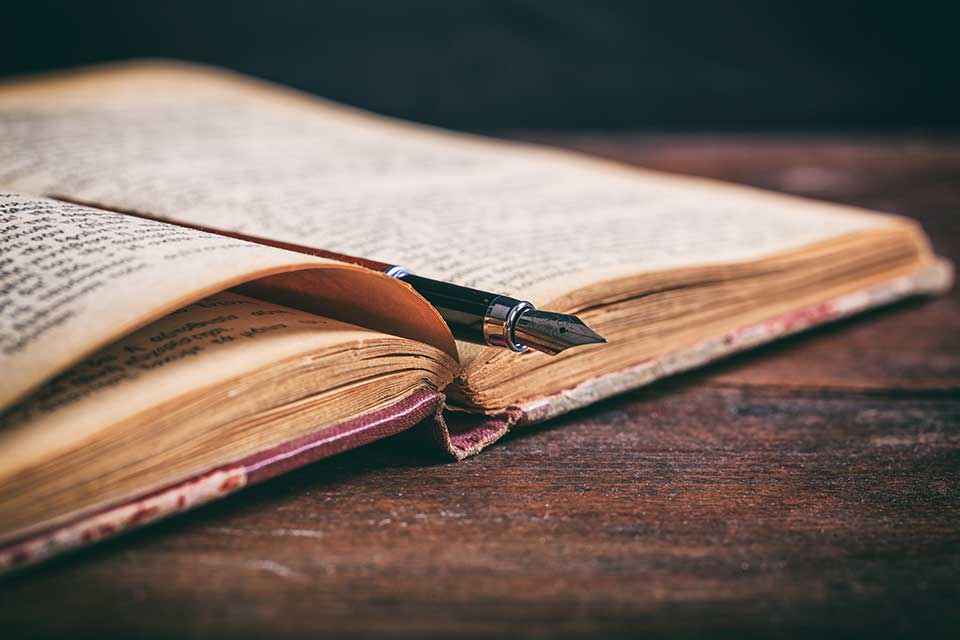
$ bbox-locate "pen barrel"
[396,274,526,348]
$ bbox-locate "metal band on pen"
[383,265,409,279]
[482,296,533,352]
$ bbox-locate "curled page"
[0,194,455,410]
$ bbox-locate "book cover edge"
[0,388,443,573]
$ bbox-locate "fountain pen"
[52,198,606,355]
[272,244,606,355]
[284,244,606,355]
[382,266,605,355]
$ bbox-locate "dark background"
[3,0,957,131]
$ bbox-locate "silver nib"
[512,309,607,355]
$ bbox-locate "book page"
[0,292,354,475]
[0,62,905,308]
[0,291,442,482]
[0,290,457,540]
[0,193,348,410]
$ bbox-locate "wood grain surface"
[2,135,958,639]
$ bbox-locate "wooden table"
[2,135,958,638]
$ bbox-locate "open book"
[0,61,951,570]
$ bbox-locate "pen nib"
[513,309,607,356]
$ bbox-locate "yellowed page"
[0,291,456,540]
[0,61,905,310]
[0,290,447,483]
[0,193,453,411]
